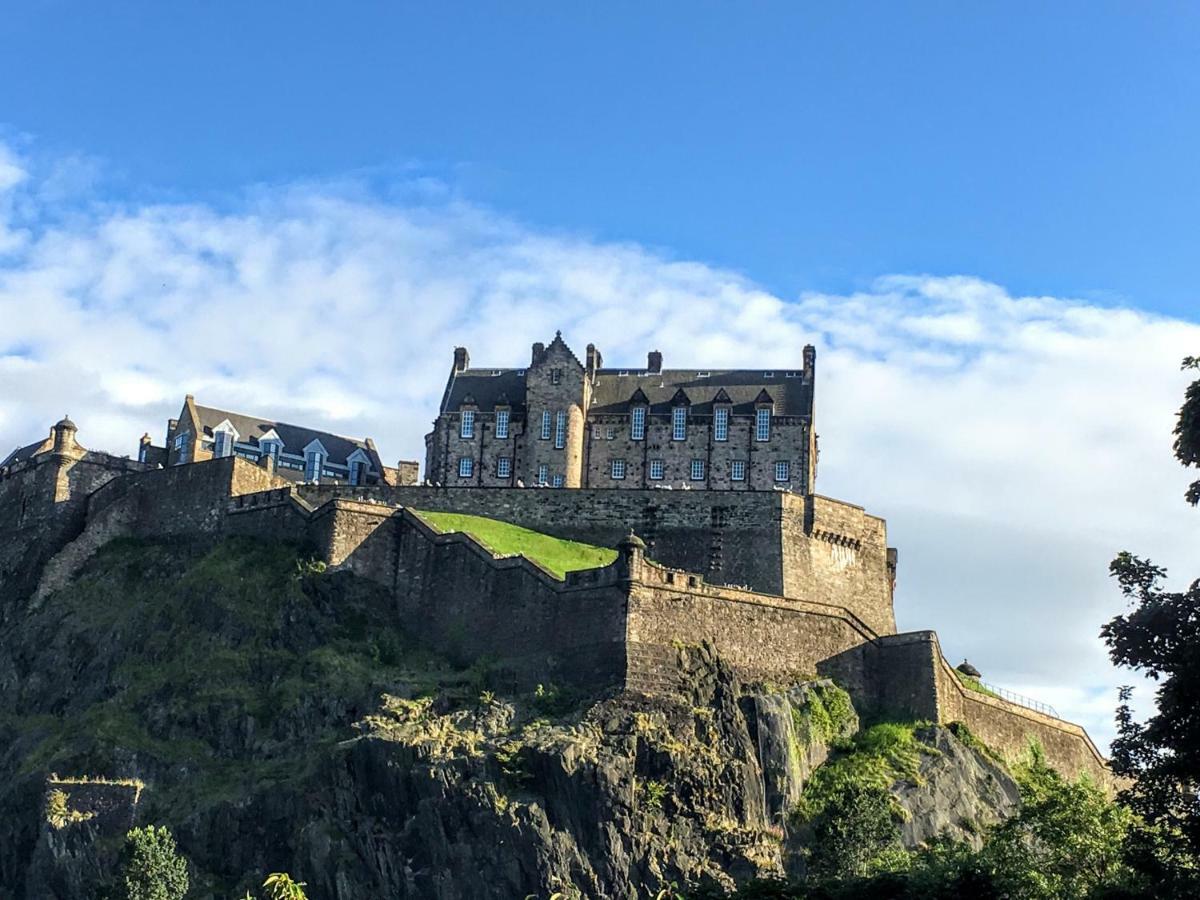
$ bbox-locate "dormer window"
[714,407,729,442]
[631,406,646,441]
[495,409,510,439]
[304,450,324,482]
[350,460,368,485]
[755,407,771,442]
[260,440,281,462]
[460,410,475,439]
[672,406,687,441]
[214,430,234,458]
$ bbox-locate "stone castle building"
[424,333,817,491]
[145,395,419,487]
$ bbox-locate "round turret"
[52,415,78,453]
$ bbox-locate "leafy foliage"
[1176,356,1200,506]
[114,826,189,900]
[804,782,906,880]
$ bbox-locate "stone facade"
[0,425,1107,785]
[425,333,818,492]
[160,394,418,487]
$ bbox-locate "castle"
[0,335,1109,784]
[424,333,816,491]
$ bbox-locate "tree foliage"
[1176,356,1200,506]
[804,782,905,880]
[114,826,189,900]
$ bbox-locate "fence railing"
[979,681,1060,719]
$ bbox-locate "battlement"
[0,447,1107,784]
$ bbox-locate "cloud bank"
[1,142,1196,747]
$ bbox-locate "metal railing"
[978,681,1060,719]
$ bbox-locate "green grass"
[412,510,618,579]
[954,669,1002,699]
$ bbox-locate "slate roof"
[0,437,50,469]
[191,404,382,470]
[438,368,813,417]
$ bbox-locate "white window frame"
[496,457,512,478]
[714,407,729,442]
[540,410,552,440]
[690,459,705,481]
[458,457,474,478]
[775,460,790,482]
[672,406,687,441]
[611,459,626,480]
[554,411,567,449]
[731,460,747,482]
[552,474,564,488]
[537,463,549,486]
[460,410,475,439]
[631,406,646,441]
[649,459,664,480]
[495,409,510,439]
[349,460,367,485]
[213,430,234,458]
[756,408,771,442]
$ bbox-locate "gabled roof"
[189,403,382,470]
[0,437,51,469]
[589,370,812,416]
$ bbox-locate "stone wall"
[781,494,896,635]
[292,483,899,637]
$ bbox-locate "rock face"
[0,536,1024,899]
[892,726,1020,849]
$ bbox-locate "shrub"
[115,826,189,900]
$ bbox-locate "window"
[649,459,665,480]
[775,460,790,482]
[631,406,646,440]
[690,459,705,481]
[756,407,771,442]
[458,457,474,478]
[714,407,729,442]
[173,433,188,451]
[611,459,626,480]
[213,431,234,458]
[606,426,615,440]
[350,460,367,485]
[460,410,475,439]
[552,474,564,488]
[304,451,324,482]
[496,457,512,478]
[554,411,566,449]
[495,409,510,439]
[672,406,687,441]
[540,410,552,440]
[551,368,562,385]
[260,440,281,463]
[537,464,549,486]
[731,460,747,482]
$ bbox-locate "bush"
[115,826,189,900]
[806,782,905,880]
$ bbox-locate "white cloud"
[1,142,1197,749]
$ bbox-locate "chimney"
[802,344,816,383]
[452,346,470,372]
[647,350,663,373]
[586,343,603,376]
[531,342,545,365]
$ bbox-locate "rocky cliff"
[0,536,1023,899]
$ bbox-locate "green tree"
[1101,357,1200,859]
[114,826,189,900]
[263,872,309,900]
[805,782,905,881]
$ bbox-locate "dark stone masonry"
[0,343,1110,787]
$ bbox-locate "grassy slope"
[412,510,618,579]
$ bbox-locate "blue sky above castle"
[1,3,1199,747]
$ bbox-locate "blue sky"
[3,2,1199,317]
[2,4,1199,746]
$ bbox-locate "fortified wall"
[0,455,1109,785]
[293,483,899,636]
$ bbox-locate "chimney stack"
[586,343,603,376]
[802,345,816,383]
[531,342,545,365]
[647,350,663,373]
[453,346,470,373]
